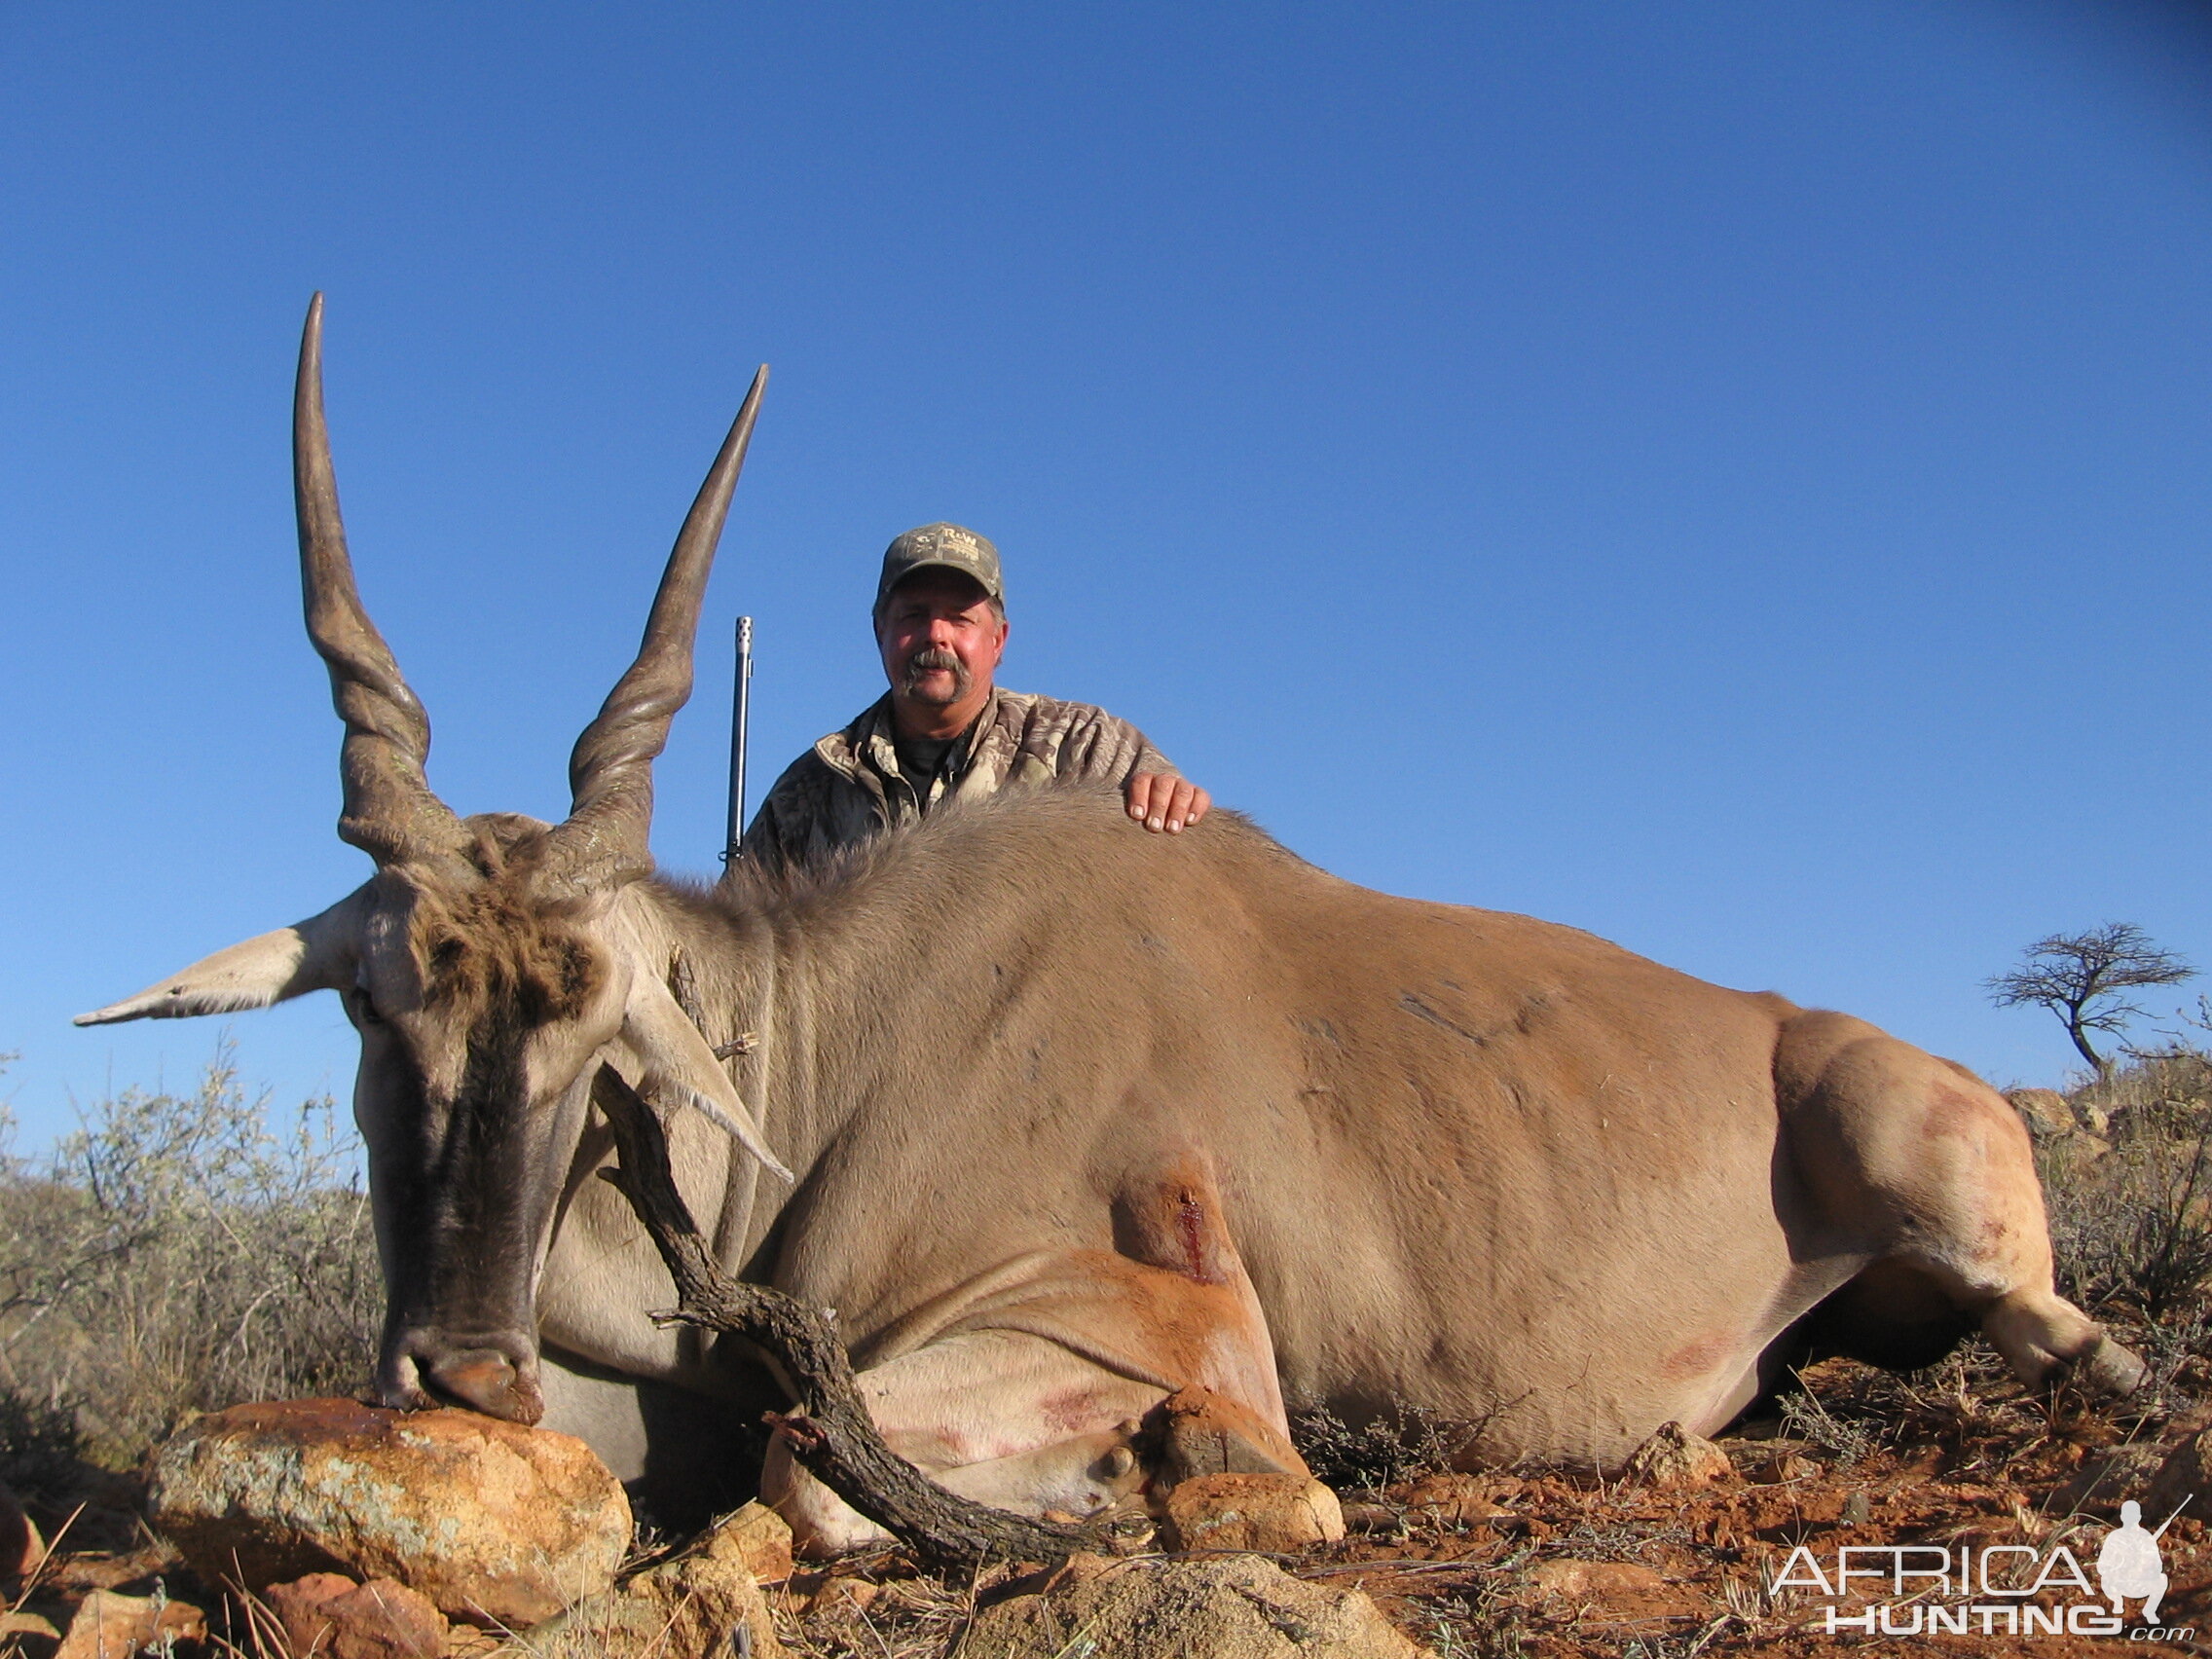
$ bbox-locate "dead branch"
[591,1067,1094,1568]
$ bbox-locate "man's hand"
[1125,772,1211,834]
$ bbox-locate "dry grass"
[0,1047,379,1494]
[2044,1054,2212,1329]
[1290,1399,1475,1494]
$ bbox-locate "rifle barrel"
[724,614,754,861]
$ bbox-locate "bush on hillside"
[2041,1043,2212,1328]
[0,1051,380,1488]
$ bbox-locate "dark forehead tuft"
[407,874,605,1025]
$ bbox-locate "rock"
[806,1573,882,1619]
[2053,1442,2168,1516]
[1530,1559,1667,1601]
[1164,1472,1346,1553]
[1395,1474,1511,1527]
[2047,1130,2113,1164]
[2145,1427,2212,1521]
[1619,1421,1735,1489]
[0,1611,59,1642]
[54,1589,207,1659]
[148,1397,630,1627]
[698,1498,793,1585]
[1718,1439,1819,1483]
[266,1572,451,1659]
[2080,1103,2113,1137]
[0,1481,44,1579]
[624,1544,785,1658]
[2007,1088,2074,1138]
[963,1552,1430,1658]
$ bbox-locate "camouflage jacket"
[739,687,1177,872]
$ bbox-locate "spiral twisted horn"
[541,365,769,896]
[295,294,468,867]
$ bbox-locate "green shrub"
[0,1050,380,1474]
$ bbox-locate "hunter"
[740,523,1208,871]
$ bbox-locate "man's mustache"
[901,646,970,696]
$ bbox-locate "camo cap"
[875,523,1004,610]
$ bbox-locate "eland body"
[84,301,2140,1553]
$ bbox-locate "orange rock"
[149,1397,629,1627]
[701,1499,794,1585]
[54,1588,207,1659]
[1619,1421,1735,1489]
[266,1571,451,1658]
[1530,1559,1667,1601]
[1397,1473,1512,1526]
[2004,1088,2073,1138]
[809,1574,881,1615]
[1164,1471,1346,1553]
[625,1544,786,1657]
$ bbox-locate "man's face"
[875,569,1009,722]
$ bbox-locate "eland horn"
[295,293,468,867]
[541,365,768,897]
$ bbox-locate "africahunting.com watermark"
[1769,1497,2194,1641]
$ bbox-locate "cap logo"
[876,522,1005,606]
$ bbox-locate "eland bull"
[83,299,2141,1554]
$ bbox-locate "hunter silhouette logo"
[2098,1500,2173,1625]
[1770,1493,2193,1640]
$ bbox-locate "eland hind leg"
[1776,1010,2142,1396]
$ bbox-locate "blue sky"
[4,2,2208,1145]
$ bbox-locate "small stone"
[1164,1471,1346,1553]
[1720,1440,1820,1483]
[0,1611,59,1641]
[1840,1492,1873,1525]
[1395,1474,1511,1526]
[1530,1559,1666,1601]
[54,1589,207,1659]
[1619,1421,1735,1490]
[148,1397,630,1627]
[695,1498,794,1585]
[2006,1088,2074,1138]
[807,1574,881,1617]
[625,1545,785,1658]
[2050,1130,2113,1164]
[266,1571,451,1659]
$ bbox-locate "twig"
[592,1068,1095,1569]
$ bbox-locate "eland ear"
[610,972,793,1183]
[76,889,367,1025]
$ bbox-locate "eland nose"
[396,1333,545,1424]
